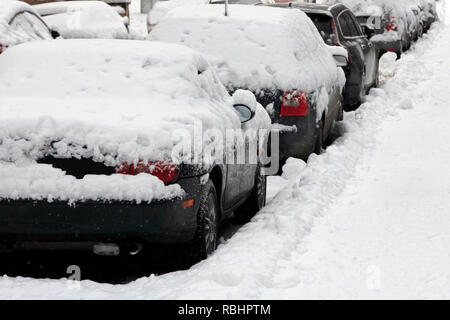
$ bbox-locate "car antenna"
[225,0,229,16]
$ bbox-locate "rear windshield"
[305,13,333,45]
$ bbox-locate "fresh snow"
[0,0,52,46]
[0,0,448,300]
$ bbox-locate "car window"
[10,12,52,40]
[345,11,363,37]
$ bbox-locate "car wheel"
[314,119,324,155]
[234,165,267,224]
[185,180,219,263]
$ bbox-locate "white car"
[0,39,270,262]
[33,0,129,39]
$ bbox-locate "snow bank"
[0,0,52,46]
[34,1,129,39]
[0,39,241,202]
[150,4,344,93]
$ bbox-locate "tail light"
[116,160,179,184]
[280,90,308,117]
[0,44,8,55]
[386,17,397,31]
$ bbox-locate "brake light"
[116,160,179,184]
[280,90,308,117]
[386,17,397,31]
[0,44,8,54]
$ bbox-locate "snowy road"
[0,1,449,300]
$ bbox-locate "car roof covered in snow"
[34,1,128,39]
[150,4,343,93]
[0,39,241,163]
[0,0,51,46]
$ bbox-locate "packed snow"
[0,40,244,203]
[34,1,129,39]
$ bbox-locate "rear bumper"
[0,176,203,245]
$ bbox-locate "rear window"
[306,13,334,45]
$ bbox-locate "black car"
[268,2,380,109]
[0,40,270,263]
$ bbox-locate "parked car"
[328,0,409,58]
[150,4,346,164]
[33,1,129,39]
[409,4,424,39]
[0,0,58,54]
[268,2,379,108]
[0,39,270,262]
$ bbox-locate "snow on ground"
[0,1,448,300]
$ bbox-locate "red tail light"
[386,17,397,31]
[280,90,308,117]
[116,160,179,184]
[0,44,8,55]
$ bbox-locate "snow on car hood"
[34,1,129,39]
[0,40,241,203]
[149,4,344,93]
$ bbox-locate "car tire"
[314,119,324,155]
[184,180,219,263]
[234,165,267,224]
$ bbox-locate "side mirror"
[234,104,255,123]
[333,54,348,67]
[51,29,60,39]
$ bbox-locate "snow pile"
[0,162,183,204]
[0,0,52,46]
[34,1,128,39]
[150,4,345,94]
[0,39,241,202]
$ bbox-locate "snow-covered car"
[0,0,57,54]
[0,40,270,262]
[33,1,129,39]
[417,0,438,32]
[150,4,346,164]
[323,0,410,58]
[268,2,379,108]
